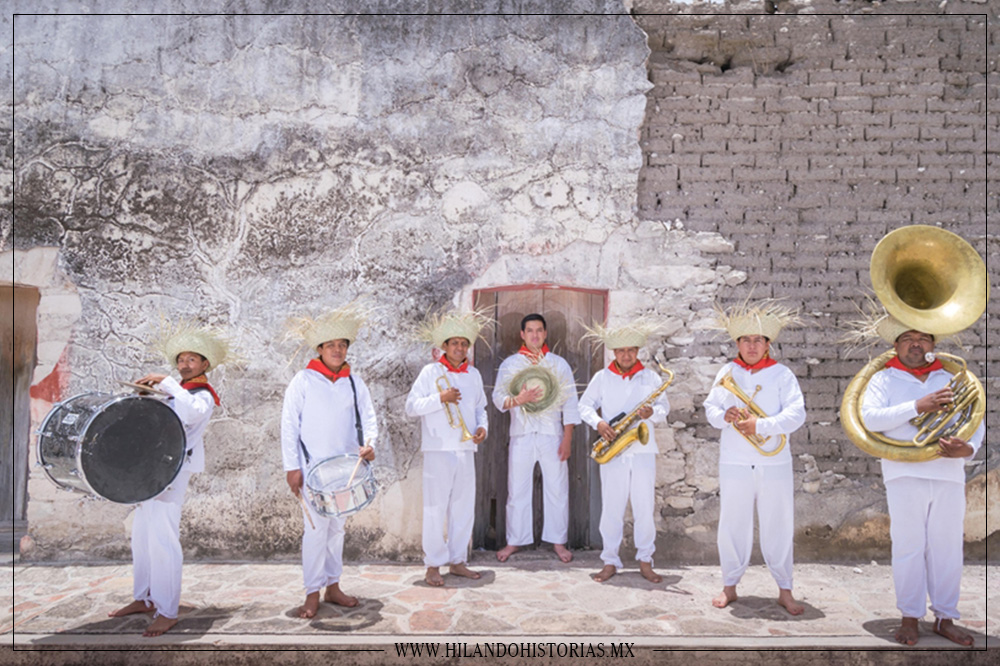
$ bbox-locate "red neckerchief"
[734,354,778,371]
[518,344,549,364]
[439,356,469,373]
[886,355,943,377]
[180,375,221,406]
[609,359,644,380]
[307,358,351,382]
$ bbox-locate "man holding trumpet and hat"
[281,304,377,618]
[703,299,806,616]
[405,309,490,587]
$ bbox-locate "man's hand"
[637,405,654,420]
[286,469,303,497]
[735,411,758,437]
[915,388,953,414]
[558,425,574,462]
[472,427,487,445]
[937,436,973,459]
[439,387,461,404]
[516,384,544,405]
[358,445,375,462]
[597,421,616,441]
[724,406,741,424]
[136,373,168,387]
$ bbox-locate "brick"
[727,139,779,153]
[826,97,873,112]
[927,98,981,113]
[873,96,927,113]
[843,167,897,185]
[676,110,730,125]
[892,139,947,154]
[893,111,944,126]
[919,125,975,140]
[864,125,920,140]
[832,57,887,71]
[896,166,953,181]
[755,154,807,170]
[886,56,941,70]
[809,71,862,85]
[837,83,890,98]
[763,97,816,113]
[733,167,786,181]
[836,111,890,126]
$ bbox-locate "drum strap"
[297,376,365,465]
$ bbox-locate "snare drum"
[304,454,377,518]
[36,392,187,504]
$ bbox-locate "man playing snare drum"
[108,323,229,637]
[281,304,377,619]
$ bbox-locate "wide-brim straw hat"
[581,320,660,350]
[418,309,492,350]
[289,302,369,349]
[714,298,801,343]
[158,323,231,370]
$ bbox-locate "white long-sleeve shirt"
[704,362,806,466]
[578,365,670,456]
[405,361,488,452]
[861,366,984,485]
[281,368,378,472]
[492,351,581,438]
[159,376,214,474]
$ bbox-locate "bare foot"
[323,583,358,607]
[777,588,804,616]
[298,591,320,619]
[934,618,974,647]
[639,561,662,584]
[108,600,154,617]
[591,565,617,582]
[894,617,920,646]
[143,614,178,637]
[712,585,738,609]
[496,544,520,562]
[449,563,481,580]
[425,567,445,587]
[553,543,573,563]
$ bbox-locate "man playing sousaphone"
[856,314,984,647]
[492,313,581,564]
[109,322,230,637]
[405,309,490,587]
[281,303,377,618]
[578,320,670,584]
[703,298,806,615]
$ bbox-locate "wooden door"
[472,286,606,550]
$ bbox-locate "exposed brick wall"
[634,13,993,481]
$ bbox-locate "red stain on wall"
[30,349,68,403]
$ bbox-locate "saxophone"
[590,363,674,464]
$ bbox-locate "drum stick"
[297,492,316,530]
[345,455,365,490]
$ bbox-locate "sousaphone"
[840,225,988,462]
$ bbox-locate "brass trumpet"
[716,372,786,457]
[590,363,673,464]
[436,374,475,442]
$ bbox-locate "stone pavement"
[3,550,996,662]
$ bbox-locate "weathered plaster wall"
[7,1,993,564]
[9,2,669,561]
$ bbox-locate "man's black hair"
[521,313,547,331]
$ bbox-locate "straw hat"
[714,298,801,342]
[418,308,492,349]
[581,319,661,350]
[289,302,369,349]
[157,322,231,370]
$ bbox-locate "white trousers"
[131,471,191,619]
[717,461,794,590]
[300,497,347,594]
[599,454,657,568]
[422,450,476,568]
[506,433,569,546]
[886,476,965,620]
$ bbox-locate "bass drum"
[36,392,187,504]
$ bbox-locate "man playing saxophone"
[703,299,806,615]
[860,319,983,647]
[406,310,489,587]
[579,322,669,584]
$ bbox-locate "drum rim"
[38,391,186,504]
[305,453,371,485]
[305,453,376,518]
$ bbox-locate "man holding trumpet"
[703,299,806,616]
[406,310,489,587]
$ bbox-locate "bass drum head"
[80,396,186,503]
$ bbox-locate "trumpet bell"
[871,225,989,336]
